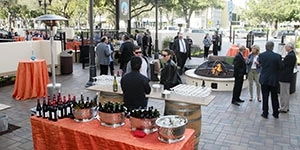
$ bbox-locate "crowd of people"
[95,30,183,110]
[95,30,297,117]
[0,28,48,40]
[230,41,297,119]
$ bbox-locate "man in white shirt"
[126,45,150,79]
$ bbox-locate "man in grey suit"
[95,36,111,75]
[259,41,283,119]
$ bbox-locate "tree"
[243,0,300,29]
[160,0,224,28]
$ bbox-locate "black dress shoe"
[273,114,279,119]
[236,99,245,103]
[231,101,240,106]
[261,114,268,119]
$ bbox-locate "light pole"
[154,0,159,59]
[35,14,67,96]
[85,0,96,87]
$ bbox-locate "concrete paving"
[0,38,300,150]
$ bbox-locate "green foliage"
[243,0,300,25]
[162,36,173,49]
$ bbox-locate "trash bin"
[60,50,73,74]
[0,114,8,132]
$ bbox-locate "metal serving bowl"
[130,117,158,134]
[99,111,125,128]
[73,108,93,122]
[156,115,188,144]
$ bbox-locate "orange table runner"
[31,116,195,150]
[12,59,50,100]
[226,44,250,57]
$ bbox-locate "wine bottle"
[42,97,48,119]
[98,102,103,112]
[63,96,68,118]
[113,75,118,92]
[57,97,64,119]
[201,80,206,87]
[48,100,52,121]
[51,101,58,122]
[36,99,42,117]
[84,97,90,108]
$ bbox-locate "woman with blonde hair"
[247,44,261,102]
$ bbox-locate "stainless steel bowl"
[156,115,188,143]
[99,112,125,128]
[73,108,94,122]
[130,117,158,134]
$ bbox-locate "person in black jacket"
[231,45,247,106]
[172,33,190,75]
[259,41,283,119]
[278,42,297,113]
[160,49,182,90]
[119,35,135,74]
[121,56,151,110]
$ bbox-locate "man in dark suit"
[121,56,151,110]
[231,45,247,106]
[172,33,190,75]
[119,35,135,74]
[279,42,297,113]
[259,41,283,119]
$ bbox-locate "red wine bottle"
[36,99,42,117]
[42,97,48,119]
[63,96,68,118]
[51,101,58,122]
[57,97,64,119]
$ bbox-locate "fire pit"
[194,60,234,78]
[185,59,248,91]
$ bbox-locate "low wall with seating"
[0,40,62,76]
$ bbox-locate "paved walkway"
[0,45,300,150]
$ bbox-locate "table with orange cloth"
[30,116,195,150]
[66,41,82,50]
[13,36,25,41]
[12,59,50,100]
[32,37,44,40]
[226,44,250,57]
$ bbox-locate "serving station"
[87,75,215,149]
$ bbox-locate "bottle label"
[36,111,42,117]
[44,111,49,118]
[51,112,56,119]
[67,107,71,115]
[57,110,62,118]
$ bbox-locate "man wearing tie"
[172,33,190,75]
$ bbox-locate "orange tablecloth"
[31,116,195,150]
[32,37,44,40]
[66,41,82,50]
[13,36,25,41]
[12,59,50,100]
[226,44,250,57]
